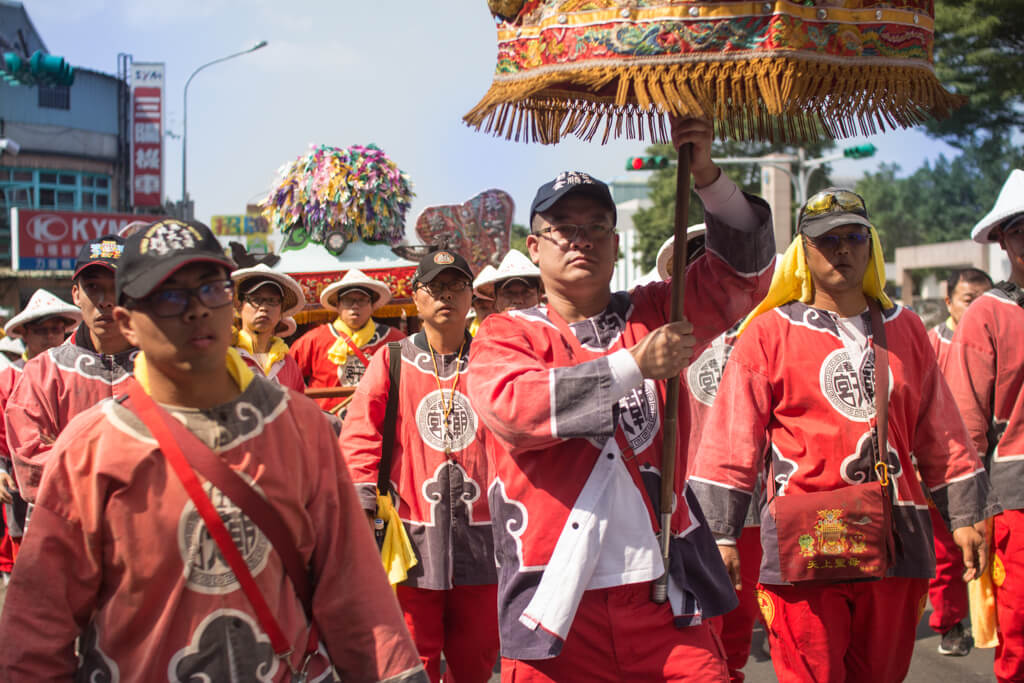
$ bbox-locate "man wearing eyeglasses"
[0,289,80,579]
[465,118,775,681]
[945,169,1024,683]
[690,189,997,682]
[6,236,138,505]
[0,219,427,682]
[291,269,405,412]
[343,250,498,683]
[231,264,306,392]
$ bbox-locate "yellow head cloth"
[327,318,376,366]
[737,225,892,335]
[235,328,290,375]
[134,347,254,395]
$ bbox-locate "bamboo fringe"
[464,58,965,143]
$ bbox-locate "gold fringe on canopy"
[466,0,965,144]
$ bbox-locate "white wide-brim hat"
[656,223,707,281]
[972,169,1024,243]
[232,263,306,318]
[275,316,297,338]
[472,265,497,300]
[3,289,82,339]
[0,336,25,355]
[474,250,541,299]
[319,268,392,311]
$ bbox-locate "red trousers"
[396,583,499,683]
[758,576,928,683]
[994,509,1024,683]
[710,527,763,682]
[502,581,729,682]
[0,506,20,574]
[927,504,968,633]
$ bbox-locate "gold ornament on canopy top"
[468,0,964,144]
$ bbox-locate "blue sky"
[28,0,959,232]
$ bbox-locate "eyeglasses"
[805,232,871,250]
[135,280,234,318]
[416,279,470,297]
[799,190,869,223]
[242,294,283,309]
[337,295,372,308]
[535,223,615,246]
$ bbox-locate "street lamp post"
[181,40,267,219]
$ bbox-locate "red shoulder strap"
[334,327,371,367]
[125,383,317,667]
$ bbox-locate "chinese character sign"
[131,62,164,207]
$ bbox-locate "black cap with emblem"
[116,219,236,303]
[73,234,125,279]
[413,250,474,284]
[530,171,617,226]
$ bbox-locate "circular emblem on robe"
[416,389,477,452]
[687,344,730,407]
[619,380,660,454]
[756,588,775,629]
[993,554,1006,587]
[177,478,271,594]
[819,348,875,421]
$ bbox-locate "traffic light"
[1,53,23,85]
[30,51,74,86]
[843,144,877,160]
[0,50,75,87]
[626,155,670,171]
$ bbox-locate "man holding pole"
[465,118,775,681]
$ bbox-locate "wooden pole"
[651,143,691,604]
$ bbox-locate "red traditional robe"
[291,321,404,411]
[945,286,1024,512]
[341,332,496,590]
[6,324,137,502]
[690,301,999,585]
[0,360,25,572]
[236,346,305,393]
[927,318,954,372]
[0,375,426,682]
[466,200,775,660]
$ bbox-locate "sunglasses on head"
[799,189,868,223]
[805,231,871,250]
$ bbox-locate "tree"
[855,132,1024,259]
[631,138,834,272]
[509,223,528,254]
[927,0,1024,147]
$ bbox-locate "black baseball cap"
[413,250,474,285]
[73,234,125,279]
[116,219,235,302]
[530,171,617,226]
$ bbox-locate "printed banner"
[131,62,164,207]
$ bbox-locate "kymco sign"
[10,208,163,271]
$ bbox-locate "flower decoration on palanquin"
[261,143,414,254]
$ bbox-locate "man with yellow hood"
[689,188,998,683]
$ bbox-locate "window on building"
[0,168,112,212]
[38,85,70,110]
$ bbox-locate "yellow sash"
[326,318,375,366]
[235,329,289,375]
[134,347,254,394]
